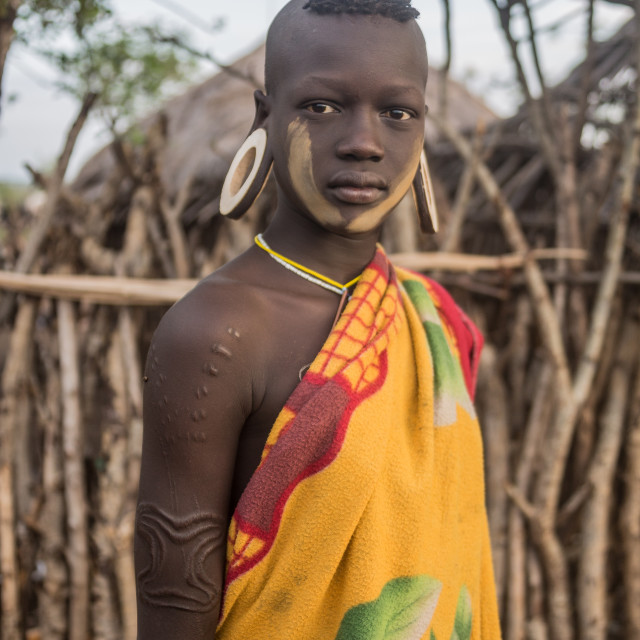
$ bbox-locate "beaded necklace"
[254,234,361,296]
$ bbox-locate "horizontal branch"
[392,248,586,272]
[0,272,194,306]
[441,271,640,288]
[0,250,588,305]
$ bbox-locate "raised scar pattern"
[195,385,209,400]
[136,503,225,612]
[190,409,207,423]
[161,431,207,445]
[203,363,219,376]
[200,339,234,381]
[210,343,232,358]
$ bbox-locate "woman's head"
[256,0,428,235]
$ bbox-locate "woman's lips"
[330,185,384,204]
[328,172,387,204]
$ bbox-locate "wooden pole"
[577,317,638,638]
[0,300,36,640]
[621,341,640,639]
[478,345,509,617]
[57,299,89,640]
[35,328,68,640]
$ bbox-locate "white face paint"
[286,119,422,235]
[286,119,342,229]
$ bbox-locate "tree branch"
[572,0,596,154]
[521,0,554,131]
[487,0,562,180]
[0,0,23,121]
[439,0,452,116]
[11,91,97,277]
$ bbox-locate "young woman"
[135,1,502,638]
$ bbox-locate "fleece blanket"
[216,248,501,640]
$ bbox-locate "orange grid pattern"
[310,263,402,395]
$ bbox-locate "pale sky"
[0,0,633,183]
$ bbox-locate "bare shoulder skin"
[135,273,253,638]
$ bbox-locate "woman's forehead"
[265,10,428,95]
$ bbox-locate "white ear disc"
[220,128,268,216]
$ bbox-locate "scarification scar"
[211,343,232,358]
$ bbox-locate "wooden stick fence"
[0,14,639,635]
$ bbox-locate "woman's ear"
[219,90,273,219]
[251,89,271,131]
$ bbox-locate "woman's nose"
[335,111,384,162]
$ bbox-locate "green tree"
[0,0,197,129]
[0,0,110,116]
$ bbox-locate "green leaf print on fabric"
[401,279,475,425]
[335,576,442,640]
[450,586,472,640]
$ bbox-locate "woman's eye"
[383,109,412,121]
[305,103,338,114]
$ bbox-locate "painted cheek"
[346,141,422,234]
[286,120,342,227]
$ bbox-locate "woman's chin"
[309,209,391,237]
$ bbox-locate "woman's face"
[263,11,428,236]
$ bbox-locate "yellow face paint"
[286,119,422,234]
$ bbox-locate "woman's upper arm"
[134,295,252,639]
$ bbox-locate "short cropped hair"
[303,0,419,22]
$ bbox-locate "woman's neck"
[262,208,380,285]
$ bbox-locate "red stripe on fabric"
[224,352,389,586]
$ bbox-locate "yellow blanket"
[216,248,501,639]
